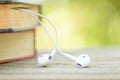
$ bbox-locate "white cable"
[18,8,57,56]
[19,9,58,46]
[18,8,76,60]
[13,23,39,32]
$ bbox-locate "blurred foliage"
[37,0,120,50]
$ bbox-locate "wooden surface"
[0,47,120,80]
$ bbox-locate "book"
[0,3,41,63]
[0,30,35,63]
[0,4,40,29]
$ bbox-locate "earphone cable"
[19,9,58,47]
[19,9,57,47]
[16,8,76,60]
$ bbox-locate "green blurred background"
[36,0,120,50]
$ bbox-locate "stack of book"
[0,0,41,63]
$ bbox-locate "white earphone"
[38,49,56,67]
[13,8,91,68]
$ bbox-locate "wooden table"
[0,47,120,80]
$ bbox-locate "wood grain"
[0,47,120,80]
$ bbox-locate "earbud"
[75,54,91,68]
[57,47,91,68]
[38,49,56,67]
[38,54,51,67]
